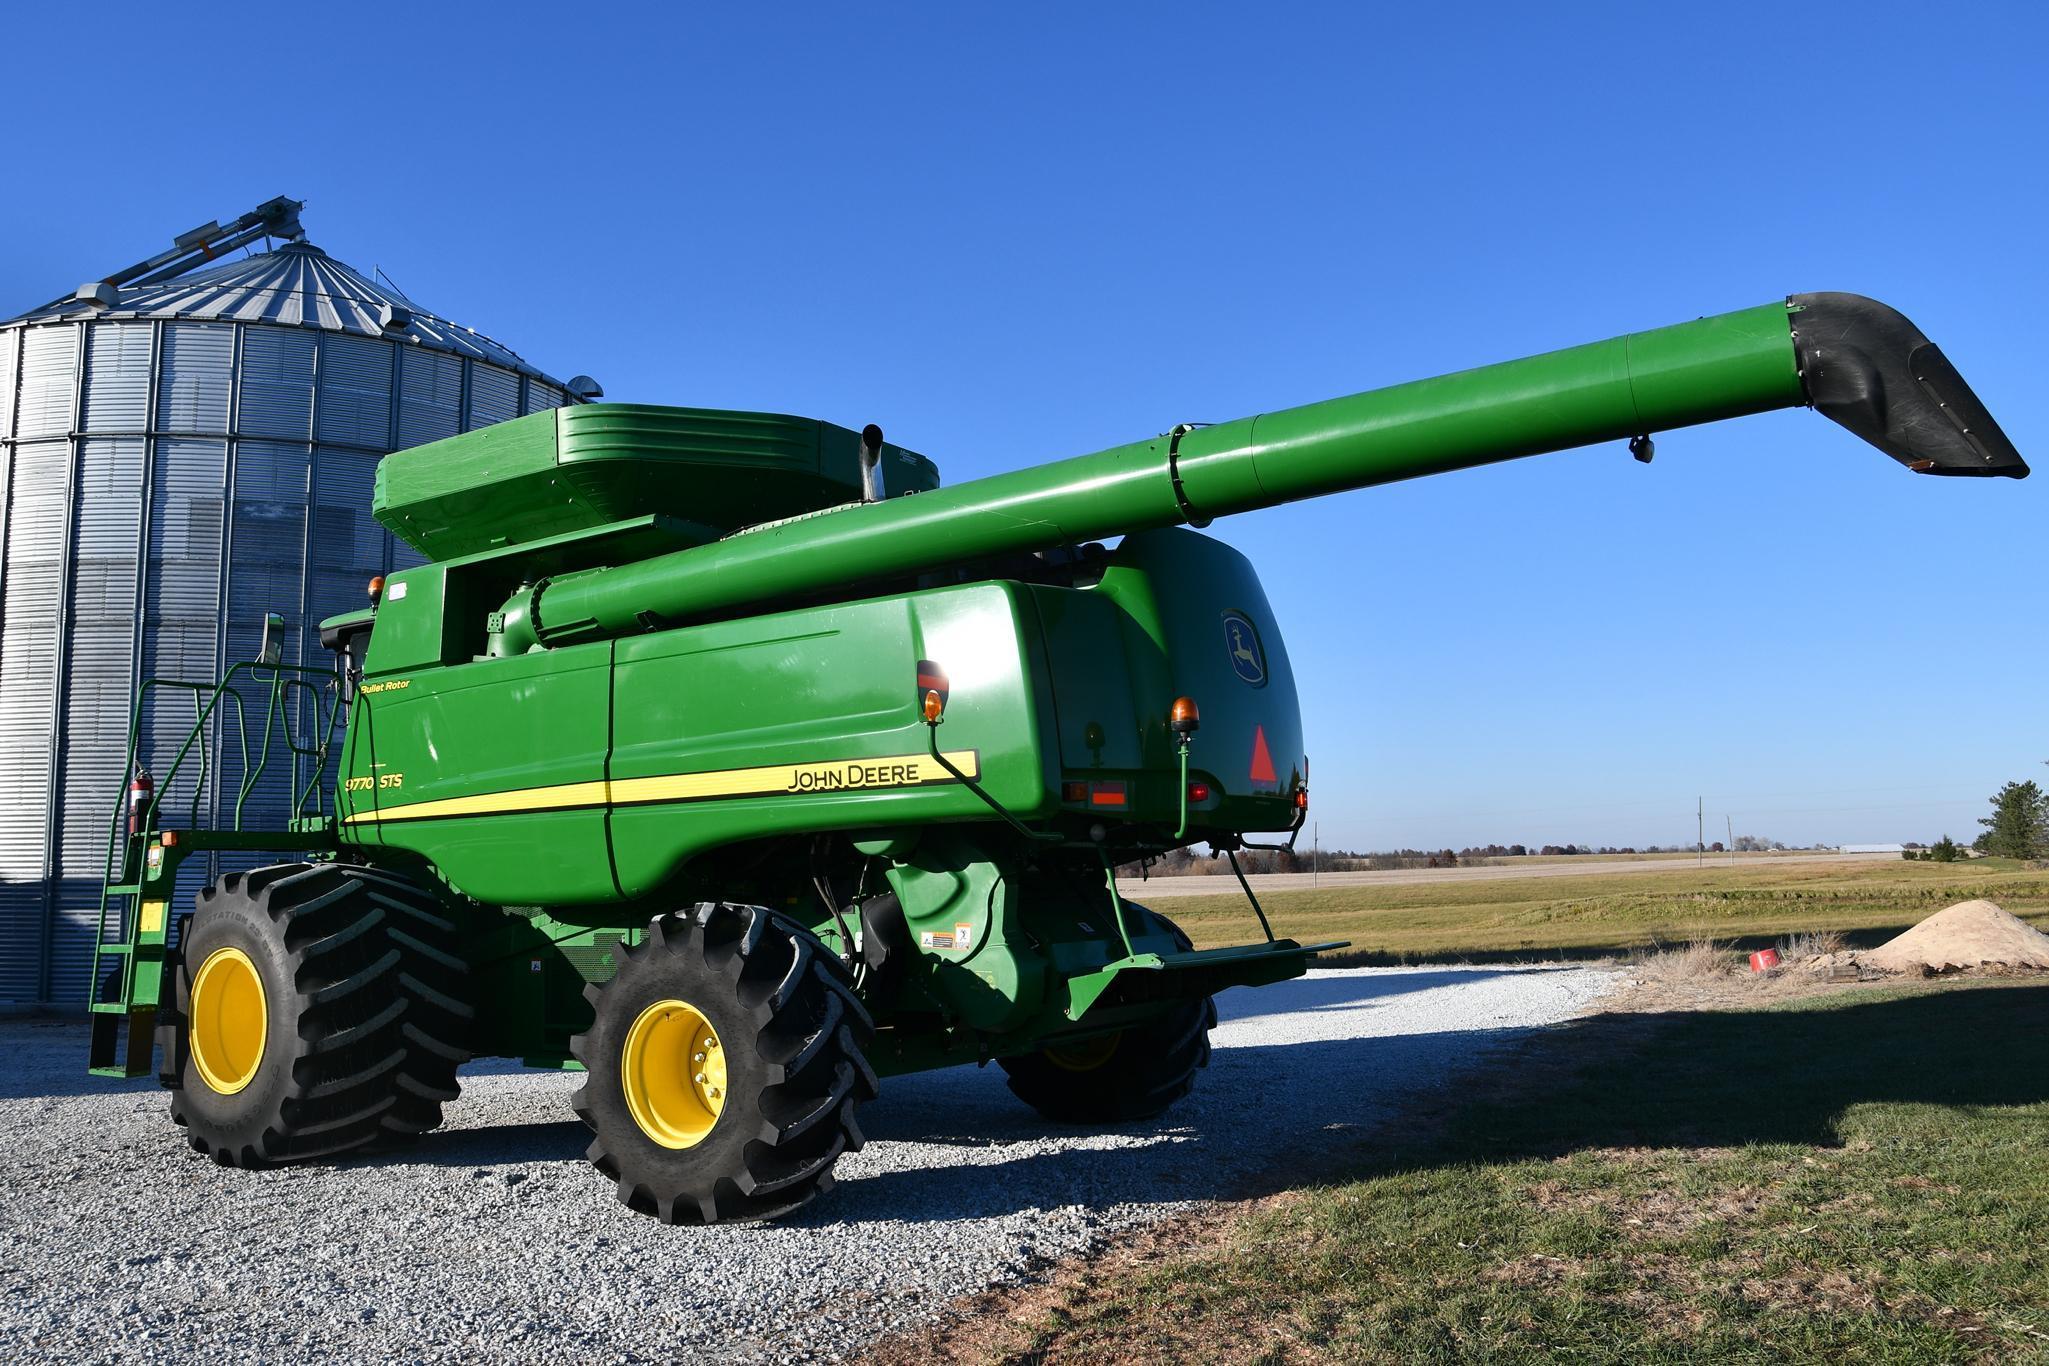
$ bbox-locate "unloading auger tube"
[493,292,2024,650]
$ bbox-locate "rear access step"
[1063,937,1347,1020]
[88,1003,160,1080]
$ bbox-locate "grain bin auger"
[88,291,2023,1224]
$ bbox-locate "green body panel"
[375,405,939,560]
[1089,529,1304,814]
[602,583,1054,900]
[341,644,616,903]
[885,834,1046,1034]
[344,581,1058,906]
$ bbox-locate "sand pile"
[1858,900,2049,974]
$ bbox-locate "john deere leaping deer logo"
[1221,611,1266,687]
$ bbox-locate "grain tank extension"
[88,292,2024,1223]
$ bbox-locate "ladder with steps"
[88,659,345,1078]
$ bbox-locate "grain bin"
[0,197,590,1003]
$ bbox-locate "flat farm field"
[1144,858,2049,965]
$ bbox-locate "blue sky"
[4,3,2041,850]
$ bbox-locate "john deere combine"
[87,293,2024,1223]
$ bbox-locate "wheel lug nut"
[693,1052,705,1063]
[695,1072,707,1084]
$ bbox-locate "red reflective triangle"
[1249,725,1277,784]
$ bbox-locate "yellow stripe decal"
[343,750,981,825]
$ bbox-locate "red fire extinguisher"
[128,768,154,837]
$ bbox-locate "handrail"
[90,659,343,1003]
[239,673,337,828]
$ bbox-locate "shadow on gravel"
[1318,924,1920,970]
[1216,966,1568,1025]
[0,1019,160,1100]
[346,1120,592,1169]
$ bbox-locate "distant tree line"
[1121,836,1799,879]
[1117,767,2049,877]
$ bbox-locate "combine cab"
[89,292,2023,1222]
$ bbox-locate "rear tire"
[167,862,473,1166]
[1001,913,1216,1124]
[571,903,877,1225]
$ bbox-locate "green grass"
[984,982,2049,1362]
[1147,859,2049,965]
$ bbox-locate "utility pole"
[1698,797,1704,867]
[1727,814,1735,864]
[1313,822,1320,887]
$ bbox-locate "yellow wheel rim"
[621,999,727,1150]
[1043,1031,1122,1073]
[189,947,268,1095]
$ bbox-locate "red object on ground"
[1749,948,1781,973]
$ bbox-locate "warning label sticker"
[920,923,979,953]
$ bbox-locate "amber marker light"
[368,575,385,604]
[1294,788,1310,812]
[161,830,179,846]
[1169,696,1200,736]
[922,689,945,724]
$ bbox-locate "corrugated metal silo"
[0,200,588,1004]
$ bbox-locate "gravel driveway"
[2,964,1616,1361]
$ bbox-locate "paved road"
[1,964,1616,1362]
[1120,851,1900,899]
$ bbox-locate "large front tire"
[571,903,878,1225]
[167,862,473,1166]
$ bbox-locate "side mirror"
[257,612,286,667]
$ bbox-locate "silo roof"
[4,240,567,385]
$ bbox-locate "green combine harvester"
[88,293,2024,1223]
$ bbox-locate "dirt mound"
[1862,900,2049,974]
